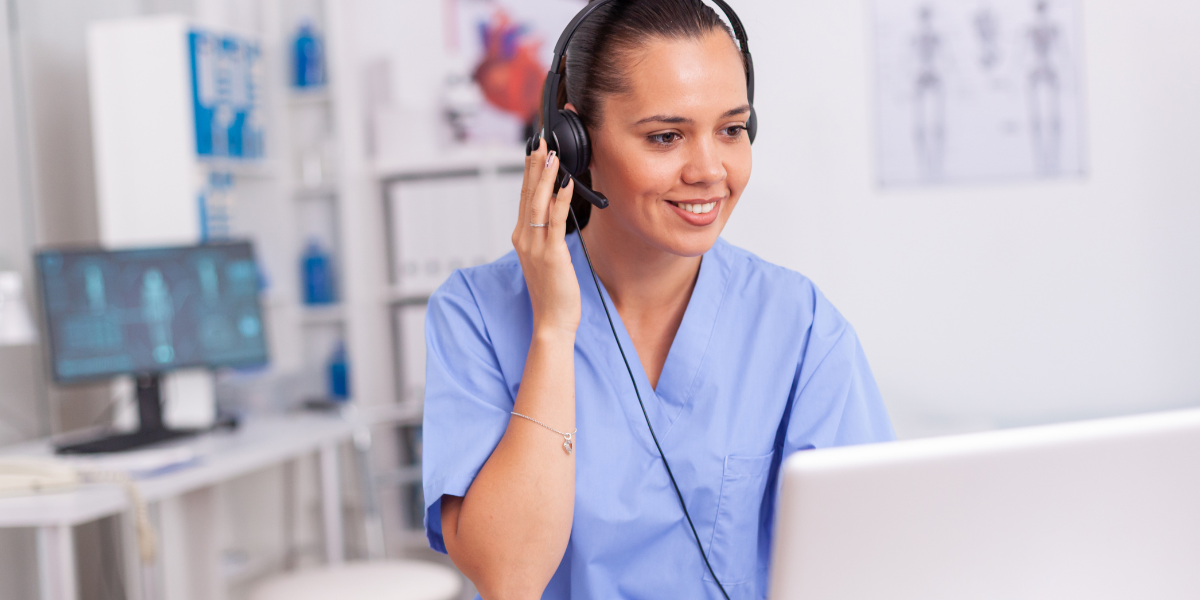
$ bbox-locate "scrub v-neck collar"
[568,233,733,446]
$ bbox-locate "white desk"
[0,413,358,600]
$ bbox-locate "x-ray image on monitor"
[36,241,269,383]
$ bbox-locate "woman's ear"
[564,102,579,115]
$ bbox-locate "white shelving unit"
[300,304,345,326]
[78,2,458,595]
[374,144,527,181]
[87,0,535,570]
[241,0,532,438]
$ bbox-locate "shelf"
[373,145,526,182]
[293,182,339,199]
[301,304,345,325]
[197,158,279,178]
[384,287,431,306]
[288,89,330,108]
[345,402,422,427]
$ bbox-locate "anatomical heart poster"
[443,0,584,145]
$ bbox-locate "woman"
[423,1,894,598]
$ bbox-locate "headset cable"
[569,206,732,600]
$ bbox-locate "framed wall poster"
[870,0,1087,186]
[189,29,265,160]
[442,0,584,145]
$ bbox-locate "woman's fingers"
[519,156,532,224]
[548,175,574,239]
[527,150,560,229]
[510,143,582,336]
[518,138,545,229]
[517,138,546,232]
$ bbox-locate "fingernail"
[545,151,556,169]
[525,137,533,156]
[560,172,571,188]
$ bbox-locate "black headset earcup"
[551,108,591,177]
[747,106,758,144]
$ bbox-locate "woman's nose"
[681,138,727,186]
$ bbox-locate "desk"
[0,413,358,600]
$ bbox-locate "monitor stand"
[55,373,201,455]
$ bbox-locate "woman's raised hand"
[513,138,581,336]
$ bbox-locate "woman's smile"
[666,197,723,225]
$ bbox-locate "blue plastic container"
[328,342,349,400]
[293,22,325,88]
[302,240,336,305]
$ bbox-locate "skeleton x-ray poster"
[871,0,1087,186]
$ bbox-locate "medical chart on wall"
[870,0,1087,186]
[189,30,264,160]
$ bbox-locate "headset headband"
[539,0,755,140]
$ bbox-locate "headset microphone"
[561,173,608,209]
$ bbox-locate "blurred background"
[0,0,1197,598]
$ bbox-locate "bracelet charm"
[511,411,577,455]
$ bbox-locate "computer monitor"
[35,241,269,453]
[769,409,1200,599]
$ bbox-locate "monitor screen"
[36,241,269,383]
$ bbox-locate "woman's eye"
[648,132,681,145]
[723,125,746,138]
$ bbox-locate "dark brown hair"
[555,0,739,232]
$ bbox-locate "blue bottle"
[328,342,349,400]
[293,21,324,88]
[302,239,336,305]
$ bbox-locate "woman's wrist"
[531,323,577,347]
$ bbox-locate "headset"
[527,2,757,598]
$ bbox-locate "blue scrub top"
[423,234,894,600]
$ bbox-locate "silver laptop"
[769,408,1200,599]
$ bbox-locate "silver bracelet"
[511,411,576,455]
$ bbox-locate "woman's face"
[581,31,753,259]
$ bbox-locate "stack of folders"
[387,171,523,297]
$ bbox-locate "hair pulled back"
[556,0,739,232]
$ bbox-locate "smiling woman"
[561,0,752,240]
[578,31,751,257]
[422,2,895,600]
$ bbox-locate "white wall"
[349,0,1200,437]
[723,0,1200,436]
[7,2,1192,429]
[0,0,44,447]
[0,3,48,596]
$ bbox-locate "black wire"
[568,207,731,600]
